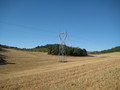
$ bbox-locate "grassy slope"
[0,48,120,90]
[100,46,120,53]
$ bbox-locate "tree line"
[0,44,88,56]
[47,44,87,56]
[100,46,120,53]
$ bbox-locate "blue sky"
[0,0,120,51]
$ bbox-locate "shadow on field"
[86,55,94,57]
[71,55,95,57]
[0,62,16,65]
[0,54,16,65]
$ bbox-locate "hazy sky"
[0,0,120,51]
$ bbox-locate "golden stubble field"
[0,48,120,90]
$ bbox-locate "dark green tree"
[82,49,87,56]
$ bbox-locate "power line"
[0,21,59,34]
[0,21,94,44]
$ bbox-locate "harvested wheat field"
[0,48,120,90]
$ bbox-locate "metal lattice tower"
[58,32,67,62]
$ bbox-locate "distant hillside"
[100,46,120,53]
[0,44,87,56]
[0,44,48,52]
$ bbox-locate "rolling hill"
[0,44,88,56]
[0,47,120,90]
[100,46,120,53]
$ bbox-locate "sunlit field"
[0,48,120,90]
